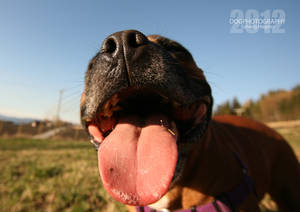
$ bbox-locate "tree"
[232,97,241,110]
[214,100,233,116]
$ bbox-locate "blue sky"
[0,0,299,123]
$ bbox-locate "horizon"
[1,0,299,123]
[0,83,299,123]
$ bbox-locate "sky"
[0,0,299,123]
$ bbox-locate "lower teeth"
[90,139,100,150]
[168,129,176,136]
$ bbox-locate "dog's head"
[80,30,213,206]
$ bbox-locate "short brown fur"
[127,36,300,212]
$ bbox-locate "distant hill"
[214,84,300,122]
[0,114,38,124]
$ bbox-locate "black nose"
[101,30,148,57]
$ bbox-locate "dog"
[80,30,300,212]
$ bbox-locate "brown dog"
[80,30,300,212]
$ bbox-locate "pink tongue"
[98,114,178,206]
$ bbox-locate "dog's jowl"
[80,30,300,212]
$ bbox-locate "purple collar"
[136,152,257,212]
[136,200,230,212]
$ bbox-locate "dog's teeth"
[160,119,165,127]
[103,104,113,117]
[90,139,96,145]
[90,139,100,150]
[102,95,120,117]
[112,106,122,112]
[86,118,93,123]
[168,129,176,136]
[169,121,178,137]
[104,101,111,111]
[111,94,119,106]
[103,110,113,117]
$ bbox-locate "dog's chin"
[82,87,208,205]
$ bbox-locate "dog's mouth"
[87,88,177,144]
[83,88,207,206]
[86,88,207,143]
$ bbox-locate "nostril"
[102,38,117,54]
[127,32,148,48]
[101,31,148,57]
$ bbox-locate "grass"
[0,127,299,212]
[259,126,300,212]
[277,126,300,156]
[0,139,126,212]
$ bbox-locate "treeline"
[214,84,300,122]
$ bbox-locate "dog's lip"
[83,87,173,127]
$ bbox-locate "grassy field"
[0,127,299,212]
[0,139,126,212]
[277,126,300,157]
